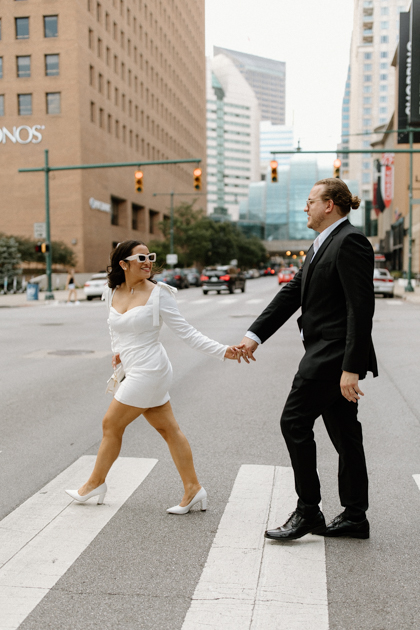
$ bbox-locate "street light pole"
[44,149,54,300]
[406,129,414,292]
[170,191,174,255]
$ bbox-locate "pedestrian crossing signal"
[135,170,144,193]
[35,242,49,253]
[333,159,341,178]
[270,160,278,183]
[193,168,202,190]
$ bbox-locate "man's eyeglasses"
[305,198,323,207]
[124,253,156,263]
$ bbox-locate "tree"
[0,234,77,267]
[149,202,267,269]
[0,236,22,283]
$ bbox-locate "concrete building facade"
[206,54,260,222]
[343,0,407,205]
[0,0,206,272]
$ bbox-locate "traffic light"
[134,170,144,192]
[35,242,42,253]
[193,167,202,190]
[333,159,341,178]
[41,242,50,253]
[270,160,278,183]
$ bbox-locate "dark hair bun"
[351,196,361,210]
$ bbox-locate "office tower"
[260,120,294,168]
[341,0,407,203]
[206,54,260,221]
[0,0,206,271]
[213,46,285,125]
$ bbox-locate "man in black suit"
[239,178,377,541]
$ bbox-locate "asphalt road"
[2,277,420,629]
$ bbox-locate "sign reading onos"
[0,125,45,145]
[381,153,394,209]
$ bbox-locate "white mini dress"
[103,282,228,409]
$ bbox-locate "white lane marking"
[386,300,403,305]
[413,475,420,492]
[191,299,210,305]
[218,298,238,305]
[23,350,110,359]
[0,456,157,630]
[246,299,264,305]
[182,465,328,630]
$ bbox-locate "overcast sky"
[205,0,354,166]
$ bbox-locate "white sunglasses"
[124,253,156,263]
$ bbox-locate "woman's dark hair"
[315,178,361,216]
[107,240,157,288]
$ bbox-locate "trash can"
[26,283,39,301]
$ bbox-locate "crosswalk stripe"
[245,299,264,304]
[0,456,157,630]
[182,465,328,630]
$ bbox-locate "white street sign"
[33,223,46,239]
[166,254,178,265]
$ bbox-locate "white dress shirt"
[245,217,348,346]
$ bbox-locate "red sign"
[381,153,394,209]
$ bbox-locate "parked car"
[185,267,202,286]
[278,268,295,284]
[244,269,260,279]
[84,272,108,300]
[373,268,394,297]
[154,268,190,289]
[201,266,246,295]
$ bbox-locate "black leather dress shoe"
[321,513,370,539]
[264,509,326,541]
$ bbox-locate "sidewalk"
[393,282,420,304]
[0,289,88,308]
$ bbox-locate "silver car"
[373,268,394,297]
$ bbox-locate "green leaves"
[149,202,267,269]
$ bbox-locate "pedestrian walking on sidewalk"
[238,178,378,540]
[66,240,242,513]
[65,268,77,303]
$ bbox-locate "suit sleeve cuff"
[245,331,261,345]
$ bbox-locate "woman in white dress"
[66,240,242,514]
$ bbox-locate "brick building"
[0,0,206,271]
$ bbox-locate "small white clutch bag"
[105,363,125,395]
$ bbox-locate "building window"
[362,140,370,148]
[17,56,31,78]
[364,64,372,72]
[380,96,388,103]
[111,196,124,226]
[381,7,389,15]
[99,107,104,128]
[96,2,102,22]
[98,73,103,93]
[380,74,388,81]
[107,114,112,133]
[44,16,58,38]
[380,21,389,29]
[105,11,110,31]
[380,85,388,92]
[89,65,94,86]
[122,124,126,143]
[45,54,59,76]
[0,95,4,116]
[106,47,111,66]
[380,62,388,70]
[115,119,119,138]
[363,117,371,126]
[380,52,388,59]
[380,35,389,43]
[363,107,371,115]
[131,203,144,230]
[15,17,29,39]
[18,93,32,115]
[88,28,94,49]
[364,52,372,60]
[0,57,2,79]
[90,101,95,122]
[364,75,372,83]
[363,97,372,104]
[107,80,111,99]
[97,38,102,58]
[46,92,60,114]
[363,161,370,170]
[362,173,371,183]
[363,86,372,93]
[379,106,387,114]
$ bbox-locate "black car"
[200,266,246,295]
[154,269,190,289]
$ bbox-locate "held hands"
[112,353,121,369]
[224,345,246,362]
[340,371,364,403]
[233,337,258,364]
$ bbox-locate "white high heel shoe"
[166,487,207,514]
[65,483,107,505]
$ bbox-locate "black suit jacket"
[249,220,378,381]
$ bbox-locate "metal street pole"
[44,150,54,300]
[170,191,174,256]
[406,130,414,292]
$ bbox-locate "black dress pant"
[280,372,368,520]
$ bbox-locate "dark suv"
[201,266,246,295]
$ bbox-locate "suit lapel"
[302,220,349,301]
